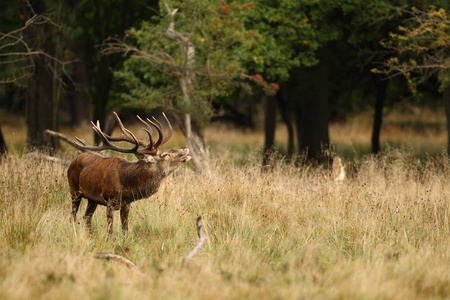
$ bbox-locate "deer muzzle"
[182,148,191,162]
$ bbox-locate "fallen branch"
[93,253,143,274]
[94,216,208,273]
[183,216,208,263]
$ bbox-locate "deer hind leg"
[71,193,83,223]
[84,200,98,236]
[120,203,131,232]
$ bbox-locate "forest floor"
[1,107,449,299]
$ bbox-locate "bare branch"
[94,253,143,275]
[375,6,450,90]
[163,0,183,42]
[0,5,73,85]
[183,216,208,263]
[100,38,182,77]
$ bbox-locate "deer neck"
[136,160,168,181]
[118,161,166,202]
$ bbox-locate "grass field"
[1,108,450,299]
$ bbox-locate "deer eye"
[161,153,169,158]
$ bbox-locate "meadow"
[1,108,450,299]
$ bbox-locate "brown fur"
[45,112,188,235]
[69,149,190,235]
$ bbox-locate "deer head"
[73,112,191,170]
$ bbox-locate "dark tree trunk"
[69,43,92,126]
[92,61,113,144]
[0,124,7,155]
[25,63,58,150]
[21,0,60,151]
[263,94,277,166]
[69,0,132,143]
[290,56,330,162]
[371,78,388,154]
[277,88,294,161]
[444,85,450,155]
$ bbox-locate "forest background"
[1,0,450,168]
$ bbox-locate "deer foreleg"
[120,204,131,232]
[84,200,98,236]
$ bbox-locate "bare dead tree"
[100,0,211,175]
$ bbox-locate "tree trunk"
[263,94,277,167]
[290,57,330,162]
[160,1,211,174]
[277,88,294,161]
[0,124,7,155]
[25,61,59,150]
[180,113,211,175]
[444,85,450,155]
[371,78,387,154]
[21,0,63,151]
[92,61,113,144]
[69,43,92,127]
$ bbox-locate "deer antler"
[135,112,173,150]
[148,113,173,148]
[71,112,173,155]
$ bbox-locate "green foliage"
[114,0,261,129]
[376,6,450,92]
[243,0,402,83]
[244,0,331,82]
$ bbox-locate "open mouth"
[181,156,191,162]
[181,148,190,162]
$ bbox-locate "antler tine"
[150,113,173,146]
[100,112,138,145]
[75,137,93,148]
[91,121,140,153]
[146,117,164,149]
[66,122,111,152]
[75,137,88,146]
[136,115,154,148]
[160,112,173,146]
[142,128,154,148]
[151,116,163,131]
[136,115,153,134]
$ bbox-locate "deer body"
[70,152,164,205]
[46,112,190,235]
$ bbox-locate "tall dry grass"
[1,107,450,299]
[1,141,450,299]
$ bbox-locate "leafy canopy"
[112,0,262,128]
[375,6,450,92]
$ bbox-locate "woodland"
[0,0,449,170]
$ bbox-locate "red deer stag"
[45,112,191,235]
